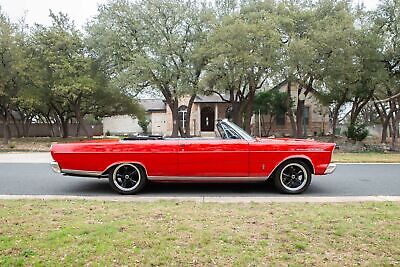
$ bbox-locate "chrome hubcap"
[280,163,307,191]
[113,164,141,191]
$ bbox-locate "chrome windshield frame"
[217,119,255,141]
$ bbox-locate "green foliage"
[253,90,289,117]
[345,123,369,142]
[138,118,151,134]
[87,0,213,136]
[202,1,281,129]
[1,0,399,141]
[0,9,143,139]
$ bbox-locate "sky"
[0,0,382,29]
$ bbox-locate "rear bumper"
[51,161,61,173]
[324,163,336,174]
[51,161,102,177]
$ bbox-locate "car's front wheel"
[108,163,147,194]
[273,160,312,194]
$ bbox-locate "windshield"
[217,120,255,141]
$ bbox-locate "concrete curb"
[0,195,399,203]
[0,152,51,163]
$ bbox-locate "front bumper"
[51,161,61,173]
[324,163,336,174]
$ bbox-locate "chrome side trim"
[62,169,102,177]
[324,163,336,174]
[147,176,266,182]
[50,161,61,173]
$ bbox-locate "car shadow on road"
[61,179,287,196]
[59,177,332,196]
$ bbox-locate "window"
[178,105,188,129]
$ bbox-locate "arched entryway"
[200,106,215,132]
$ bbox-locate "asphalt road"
[0,163,399,196]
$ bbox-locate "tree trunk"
[22,116,32,137]
[73,96,91,138]
[169,100,179,137]
[183,94,196,138]
[286,81,297,137]
[231,101,241,125]
[243,79,256,133]
[349,96,372,127]
[266,116,273,136]
[391,111,400,151]
[45,116,55,137]
[296,98,305,138]
[2,110,10,145]
[10,113,21,138]
[330,105,341,142]
[76,122,80,137]
[381,116,391,143]
[60,118,69,139]
[243,99,254,134]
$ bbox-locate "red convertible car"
[51,119,336,194]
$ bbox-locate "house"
[103,96,230,136]
[254,81,329,137]
[103,81,329,137]
[102,99,166,135]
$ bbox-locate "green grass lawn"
[332,152,400,163]
[0,200,399,266]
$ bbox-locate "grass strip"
[0,200,399,266]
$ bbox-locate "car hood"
[256,137,336,151]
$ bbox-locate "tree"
[373,0,400,149]
[87,0,212,137]
[0,11,25,144]
[253,90,289,136]
[30,12,100,138]
[203,0,281,132]
[277,0,358,138]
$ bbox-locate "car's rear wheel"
[108,163,147,194]
[273,160,312,194]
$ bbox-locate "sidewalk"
[1,152,400,164]
[0,152,52,163]
[0,195,399,203]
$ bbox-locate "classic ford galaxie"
[51,119,336,194]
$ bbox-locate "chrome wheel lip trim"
[113,163,141,192]
[280,163,308,191]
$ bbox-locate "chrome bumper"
[324,163,336,174]
[51,161,61,173]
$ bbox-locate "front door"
[200,106,215,131]
[178,139,249,177]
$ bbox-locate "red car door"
[178,139,249,177]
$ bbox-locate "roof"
[270,80,288,91]
[194,94,229,103]
[140,99,166,112]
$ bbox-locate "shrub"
[138,118,150,134]
[344,123,368,142]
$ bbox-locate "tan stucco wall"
[102,115,142,135]
[276,82,329,124]
[150,112,167,135]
